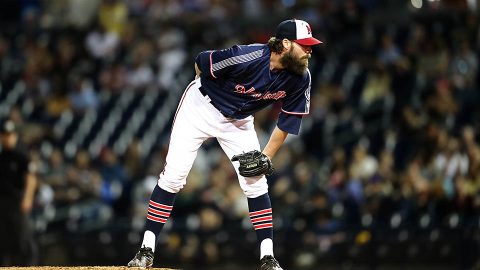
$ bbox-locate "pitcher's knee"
[241,177,269,198]
[157,177,186,194]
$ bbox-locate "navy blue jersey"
[195,44,311,135]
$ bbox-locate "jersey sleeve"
[195,45,264,79]
[280,70,311,116]
[277,113,303,135]
[277,70,312,135]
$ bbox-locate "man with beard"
[128,19,322,270]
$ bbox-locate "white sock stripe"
[148,207,171,218]
[149,200,173,211]
[249,208,272,217]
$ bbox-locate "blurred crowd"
[0,0,479,269]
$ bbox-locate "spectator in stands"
[425,78,458,127]
[98,146,129,215]
[99,61,128,92]
[85,20,120,61]
[45,74,71,120]
[68,74,99,114]
[417,37,450,81]
[126,40,155,91]
[123,139,145,182]
[0,35,20,87]
[349,142,378,182]
[377,34,402,66]
[156,26,187,90]
[98,0,128,36]
[42,148,68,197]
[360,61,391,109]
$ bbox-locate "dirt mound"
[0,267,176,270]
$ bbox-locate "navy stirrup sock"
[144,185,176,237]
[248,193,274,243]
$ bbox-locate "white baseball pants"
[157,78,268,198]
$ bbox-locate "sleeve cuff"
[277,112,302,135]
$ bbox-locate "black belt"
[199,87,230,118]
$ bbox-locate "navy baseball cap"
[275,19,322,46]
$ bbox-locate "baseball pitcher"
[128,19,323,270]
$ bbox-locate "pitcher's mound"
[0,267,176,270]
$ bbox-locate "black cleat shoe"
[128,246,154,268]
[260,255,284,270]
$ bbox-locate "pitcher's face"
[280,40,312,75]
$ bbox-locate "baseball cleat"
[128,246,154,268]
[260,255,284,270]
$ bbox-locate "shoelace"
[137,247,153,259]
[261,256,280,268]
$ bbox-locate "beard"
[280,46,310,75]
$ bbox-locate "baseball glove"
[231,150,274,177]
